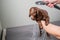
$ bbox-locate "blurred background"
[0,0,60,39]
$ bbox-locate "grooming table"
[5,21,60,40]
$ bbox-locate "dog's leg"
[37,21,43,36]
[46,32,50,37]
[45,16,49,26]
[39,26,42,36]
[45,17,50,37]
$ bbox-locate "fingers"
[38,21,43,29]
[41,21,45,26]
[47,3,54,8]
[43,0,57,8]
[39,22,43,29]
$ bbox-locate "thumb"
[41,21,46,26]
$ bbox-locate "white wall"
[0,21,2,29]
[0,21,2,37]
[1,0,60,28]
[0,1,2,37]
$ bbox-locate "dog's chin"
[31,18,35,20]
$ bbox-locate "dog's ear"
[29,7,33,17]
[29,14,31,17]
[29,9,31,17]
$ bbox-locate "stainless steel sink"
[5,21,60,40]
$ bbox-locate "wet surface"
[6,21,60,40]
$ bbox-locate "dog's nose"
[30,16,35,20]
[31,16,34,19]
[30,16,33,18]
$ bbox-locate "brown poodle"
[29,7,50,36]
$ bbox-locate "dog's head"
[29,7,43,20]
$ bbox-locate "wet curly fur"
[29,7,50,36]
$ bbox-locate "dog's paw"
[45,19,49,26]
[45,22,48,26]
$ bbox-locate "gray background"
[0,0,60,28]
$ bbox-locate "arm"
[41,21,60,39]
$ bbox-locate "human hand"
[43,0,60,8]
[41,21,60,39]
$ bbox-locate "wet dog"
[29,7,49,36]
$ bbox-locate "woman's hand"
[43,0,60,8]
[41,21,60,39]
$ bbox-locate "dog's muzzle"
[30,16,35,20]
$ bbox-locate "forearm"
[41,21,60,39]
[43,24,60,36]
